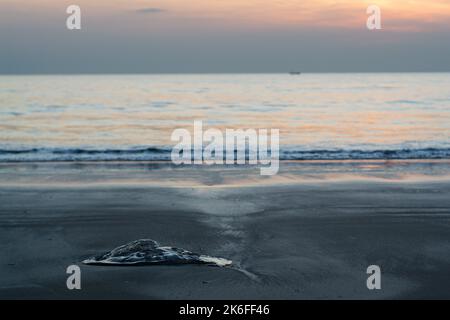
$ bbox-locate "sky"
[1,0,450,73]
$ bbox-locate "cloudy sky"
[1,0,450,73]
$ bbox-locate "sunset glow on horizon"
[2,0,450,73]
[2,0,450,31]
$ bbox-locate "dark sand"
[1,161,450,299]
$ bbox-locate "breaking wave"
[1,146,450,162]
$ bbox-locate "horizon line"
[1,71,450,76]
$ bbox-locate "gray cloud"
[136,8,167,14]
[1,4,450,73]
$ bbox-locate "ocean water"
[0,73,449,162]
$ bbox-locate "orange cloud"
[2,0,450,31]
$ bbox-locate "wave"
[280,148,450,160]
[1,146,450,162]
[0,147,173,161]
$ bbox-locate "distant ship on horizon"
[289,71,301,75]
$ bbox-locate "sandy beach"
[1,161,450,299]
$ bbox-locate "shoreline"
[1,160,450,188]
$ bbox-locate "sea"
[1,73,449,162]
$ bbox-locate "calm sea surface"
[1,73,449,161]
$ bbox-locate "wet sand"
[1,162,450,299]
